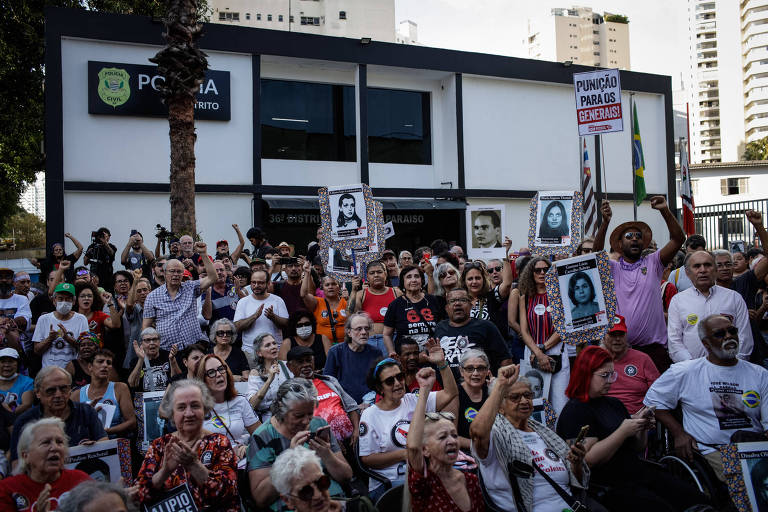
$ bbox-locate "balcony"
[696,21,717,34]
[744,46,768,64]
[742,9,768,29]
[746,115,768,132]
[743,21,768,43]
[744,61,768,81]
[743,0,768,15]
[746,87,768,105]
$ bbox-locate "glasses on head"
[205,365,227,378]
[43,385,71,397]
[489,266,503,273]
[291,474,331,502]
[351,326,371,332]
[710,326,738,339]
[506,391,535,402]
[381,372,406,387]
[533,267,549,274]
[461,365,489,374]
[464,262,486,271]
[447,297,470,304]
[594,370,618,383]
[425,411,456,421]
[623,231,643,241]
[215,330,234,337]
[438,270,457,279]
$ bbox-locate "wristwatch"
[537,343,546,352]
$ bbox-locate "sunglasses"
[623,231,643,241]
[76,269,89,276]
[215,330,234,337]
[464,262,486,271]
[488,266,503,273]
[710,326,738,339]
[205,365,227,378]
[439,270,457,279]
[533,267,549,274]
[291,474,331,502]
[425,411,456,421]
[381,372,406,387]
[506,391,535,402]
[296,322,312,328]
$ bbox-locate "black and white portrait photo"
[328,247,354,274]
[328,185,368,242]
[535,192,574,247]
[554,253,607,333]
[738,441,768,512]
[466,204,506,260]
[568,271,600,321]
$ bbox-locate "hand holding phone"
[309,425,331,443]
[574,425,590,445]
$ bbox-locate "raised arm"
[230,224,245,264]
[406,370,434,473]
[196,242,217,291]
[120,237,134,267]
[498,237,514,299]
[651,196,686,267]
[593,200,612,252]
[66,233,84,261]
[126,269,142,314]
[425,338,458,410]
[300,260,319,311]
[748,210,768,282]
[49,260,70,296]
[470,364,519,459]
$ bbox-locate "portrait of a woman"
[538,200,570,241]
[568,271,599,321]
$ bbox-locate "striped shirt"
[526,293,554,345]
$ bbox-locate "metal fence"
[679,199,768,251]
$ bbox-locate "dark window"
[257,13,261,20]
[340,11,347,19]
[261,79,356,162]
[720,177,748,195]
[219,12,226,20]
[278,14,283,22]
[301,16,307,25]
[368,88,431,165]
[313,17,320,25]
[245,13,251,20]
[290,15,294,22]
[267,14,272,21]
[232,12,239,21]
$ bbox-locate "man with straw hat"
[593,196,685,372]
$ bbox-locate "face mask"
[0,372,17,381]
[0,283,12,296]
[56,301,73,315]
[296,326,313,339]
[265,259,273,267]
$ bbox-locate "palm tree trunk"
[168,96,197,233]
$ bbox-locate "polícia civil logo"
[97,67,131,107]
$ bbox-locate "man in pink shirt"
[593,196,685,372]
[602,315,660,414]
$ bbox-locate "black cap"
[287,346,314,361]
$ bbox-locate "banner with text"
[573,69,623,136]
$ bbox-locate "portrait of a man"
[472,210,502,248]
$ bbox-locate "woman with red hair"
[556,346,709,511]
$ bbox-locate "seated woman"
[0,347,33,416]
[359,339,458,502]
[170,343,206,382]
[135,379,239,512]
[556,346,709,512]
[278,310,330,370]
[471,364,589,512]
[270,445,342,512]
[457,349,490,452]
[197,354,259,461]
[407,366,485,512]
[209,318,250,381]
[247,378,353,511]
[66,331,118,388]
[0,417,91,510]
[71,348,136,439]
[247,333,292,424]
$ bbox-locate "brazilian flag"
[632,100,647,206]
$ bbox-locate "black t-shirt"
[223,346,251,376]
[556,396,635,485]
[383,294,442,348]
[457,384,488,439]
[85,242,117,288]
[434,318,511,378]
[732,270,759,310]
[40,254,78,283]
[128,349,171,391]
[470,287,509,340]
[287,335,327,370]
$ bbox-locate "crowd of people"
[0,198,766,511]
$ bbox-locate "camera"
[154,224,175,243]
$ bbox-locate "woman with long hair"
[461,244,513,344]
[518,256,570,414]
[278,310,330,369]
[74,282,120,338]
[538,200,569,241]
[568,271,600,321]
[247,333,292,423]
[301,261,347,346]
[348,260,401,355]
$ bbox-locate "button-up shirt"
[143,280,205,350]
[667,284,753,362]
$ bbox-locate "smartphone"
[642,405,656,418]
[574,425,590,445]
[130,229,138,236]
[309,426,331,443]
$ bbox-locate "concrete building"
[20,173,45,219]
[686,0,768,164]
[209,0,400,43]
[526,6,630,69]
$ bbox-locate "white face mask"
[265,258,273,267]
[296,326,313,339]
[0,372,17,381]
[56,301,73,315]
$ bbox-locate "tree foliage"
[604,14,629,24]
[744,136,768,161]
[1,211,46,249]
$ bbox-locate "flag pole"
[579,136,584,238]
[630,93,637,221]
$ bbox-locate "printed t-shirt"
[314,378,353,441]
[128,350,171,392]
[472,434,515,509]
[457,384,487,439]
[359,391,437,491]
[0,469,90,511]
[85,310,109,337]
[383,294,440,348]
[644,357,768,452]
[607,348,660,414]
[434,318,511,378]
[203,395,259,446]
[0,375,33,412]
[0,295,31,326]
[521,430,571,512]
[32,312,89,368]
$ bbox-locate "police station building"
[46,8,676,255]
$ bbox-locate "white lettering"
[151,75,165,90]
[138,74,151,90]
[202,79,219,95]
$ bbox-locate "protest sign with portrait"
[134,391,166,453]
[466,204,506,261]
[529,191,583,256]
[65,438,131,483]
[738,441,768,512]
[325,184,369,243]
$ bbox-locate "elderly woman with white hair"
[457,348,491,452]
[0,417,91,511]
[135,379,239,512]
[209,318,250,381]
[270,445,342,512]
[58,481,137,512]
[247,378,352,510]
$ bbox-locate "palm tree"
[150,0,208,236]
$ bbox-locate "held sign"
[573,69,623,136]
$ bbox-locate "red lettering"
[420,308,434,321]
[406,310,420,323]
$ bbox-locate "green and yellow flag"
[632,100,647,206]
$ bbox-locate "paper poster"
[555,253,608,333]
[65,438,131,483]
[466,204,506,261]
[573,68,623,136]
[94,402,116,430]
[739,442,768,511]
[327,184,368,242]
[135,391,166,452]
[382,221,395,240]
[519,355,552,404]
[528,191,583,257]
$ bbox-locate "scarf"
[491,413,589,512]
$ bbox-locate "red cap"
[216,240,228,247]
[608,315,627,334]
[183,270,192,278]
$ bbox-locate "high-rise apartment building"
[687,0,768,164]
[20,173,45,219]
[526,7,630,70]
[209,0,401,43]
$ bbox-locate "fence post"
[721,212,728,250]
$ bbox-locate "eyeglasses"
[43,385,71,397]
[425,411,456,421]
[142,337,160,343]
[438,270,457,279]
[461,365,488,374]
[623,231,643,241]
[533,267,549,274]
[166,269,184,275]
[594,370,618,383]
[291,474,331,502]
[716,262,733,268]
[381,372,406,387]
[710,326,738,339]
[155,262,165,268]
[215,330,234,337]
[76,269,89,276]
[506,391,535,402]
[447,297,470,304]
[205,365,228,378]
[489,266,503,273]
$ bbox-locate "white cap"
[0,347,19,359]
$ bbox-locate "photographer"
[120,230,155,276]
[83,227,116,291]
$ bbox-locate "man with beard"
[668,251,753,362]
[272,257,305,317]
[645,314,768,480]
[120,231,155,276]
[593,197,686,372]
[234,269,288,366]
[0,268,31,331]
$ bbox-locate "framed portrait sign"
[738,441,768,512]
[65,438,132,483]
[528,191,583,256]
[322,184,371,243]
[466,204,506,261]
[134,391,166,453]
[545,251,616,345]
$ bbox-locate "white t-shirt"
[472,434,517,510]
[246,361,293,424]
[521,430,570,512]
[233,293,288,352]
[203,395,260,446]
[0,295,31,326]
[644,357,768,452]
[32,312,89,368]
[359,391,437,491]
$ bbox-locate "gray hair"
[140,327,160,342]
[270,445,323,496]
[58,481,138,512]
[253,332,276,372]
[433,262,460,297]
[459,348,490,368]
[34,366,72,392]
[344,311,374,342]
[158,379,215,424]
[399,250,412,260]
[16,418,68,475]
[271,378,317,422]
[209,318,236,344]
[684,250,714,271]
[712,249,732,263]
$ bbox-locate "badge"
[464,407,478,423]
[641,267,647,275]
[457,336,469,349]
[624,365,637,377]
[379,307,388,317]
[743,390,761,408]
[686,314,698,326]
[340,310,347,317]
[391,419,411,448]
[97,67,131,108]
[534,304,547,316]
[359,422,368,437]
[55,340,66,350]
[321,310,328,318]
[201,450,213,465]
[12,493,29,509]
[544,448,560,462]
